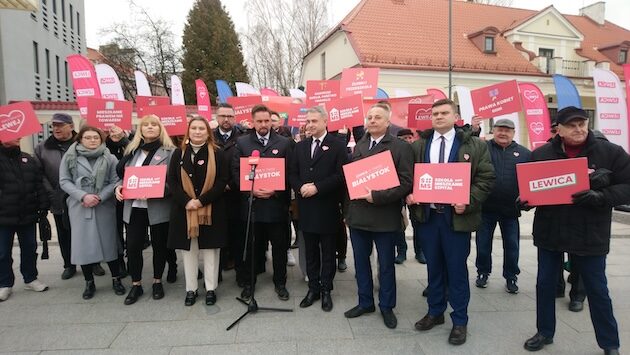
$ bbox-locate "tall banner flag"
[67,54,102,117]
[135,71,152,96]
[95,64,124,100]
[426,88,447,101]
[289,88,306,99]
[518,82,551,149]
[235,82,260,97]
[195,79,212,121]
[455,86,474,125]
[171,75,185,105]
[624,64,630,149]
[553,74,582,110]
[215,80,234,103]
[376,88,389,99]
[593,68,629,152]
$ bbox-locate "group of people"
[0,98,627,354]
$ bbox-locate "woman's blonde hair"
[124,115,175,155]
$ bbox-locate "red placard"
[136,96,170,116]
[327,94,365,131]
[263,96,294,115]
[516,158,590,206]
[306,80,340,109]
[0,102,42,141]
[86,98,132,130]
[408,103,433,130]
[343,151,400,200]
[239,157,286,191]
[471,80,523,119]
[227,95,263,125]
[412,163,471,204]
[364,95,434,129]
[141,105,187,136]
[340,68,379,98]
[288,103,307,127]
[122,165,167,199]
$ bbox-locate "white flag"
[455,86,474,125]
[235,82,260,97]
[171,75,185,105]
[593,68,629,152]
[95,64,125,100]
[134,70,152,96]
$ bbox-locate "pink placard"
[516,158,590,206]
[136,96,170,116]
[288,104,308,128]
[343,151,400,200]
[122,165,167,199]
[141,105,188,136]
[364,95,434,129]
[227,95,263,125]
[412,163,471,204]
[340,68,379,98]
[0,101,42,141]
[86,98,132,130]
[471,80,522,119]
[239,157,286,191]
[306,80,340,109]
[327,94,365,131]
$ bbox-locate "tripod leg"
[257,306,293,312]
[226,309,251,331]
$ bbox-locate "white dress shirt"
[429,128,456,164]
[311,132,327,157]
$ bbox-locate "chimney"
[579,1,606,25]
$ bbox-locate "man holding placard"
[407,99,494,345]
[521,107,630,355]
[343,103,413,329]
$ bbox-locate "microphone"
[248,150,260,180]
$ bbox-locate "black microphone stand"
[227,160,292,331]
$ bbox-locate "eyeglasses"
[217,115,235,119]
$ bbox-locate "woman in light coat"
[115,115,175,305]
[59,126,125,299]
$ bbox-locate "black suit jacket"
[289,133,348,234]
[232,131,292,223]
[214,127,243,220]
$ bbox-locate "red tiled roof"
[326,0,629,79]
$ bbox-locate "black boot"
[82,280,96,299]
[112,278,126,295]
[118,256,128,279]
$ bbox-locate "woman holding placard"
[59,126,124,300]
[114,115,175,305]
[167,117,229,306]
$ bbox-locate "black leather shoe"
[152,283,164,300]
[299,290,320,308]
[422,286,429,298]
[344,305,376,318]
[416,251,427,264]
[604,349,620,355]
[93,263,106,276]
[197,269,203,280]
[206,290,216,305]
[185,290,197,306]
[82,280,95,300]
[321,291,333,312]
[569,300,584,312]
[166,265,177,283]
[381,309,398,329]
[337,258,347,272]
[415,314,445,331]
[61,267,76,280]
[112,278,126,295]
[124,285,143,305]
[275,286,290,301]
[523,333,553,351]
[448,325,467,345]
[241,286,252,300]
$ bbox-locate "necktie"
[259,137,266,146]
[370,140,377,150]
[312,139,320,158]
[439,136,446,163]
[222,134,229,142]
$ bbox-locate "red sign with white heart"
[0,101,42,142]
[518,82,551,149]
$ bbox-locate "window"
[61,0,65,21]
[56,55,60,83]
[69,4,73,29]
[33,42,39,74]
[52,0,56,14]
[45,49,50,79]
[64,61,68,86]
[484,36,495,52]
[76,12,80,35]
[620,49,628,64]
[320,52,326,79]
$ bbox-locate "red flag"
[67,54,102,117]
[426,88,447,101]
[518,82,551,150]
[195,79,212,121]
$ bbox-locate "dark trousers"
[229,218,246,285]
[412,223,423,259]
[536,247,619,349]
[81,260,120,281]
[349,228,396,310]
[125,208,169,282]
[395,231,407,255]
[415,211,471,326]
[243,221,288,287]
[0,224,38,287]
[335,218,348,260]
[303,231,336,292]
[556,253,586,301]
[475,212,520,281]
[53,213,73,269]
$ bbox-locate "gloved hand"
[516,196,533,211]
[589,168,612,190]
[572,190,607,208]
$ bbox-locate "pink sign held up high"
[471,80,522,119]
[340,68,379,98]
[0,101,42,141]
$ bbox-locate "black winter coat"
[0,146,49,226]
[214,127,243,221]
[531,132,630,255]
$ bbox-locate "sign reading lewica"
[343,151,400,200]
[0,101,42,142]
[122,165,167,199]
[239,157,286,191]
[470,80,522,119]
[412,163,471,204]
[86,98,132,130]
[516,157,589,206]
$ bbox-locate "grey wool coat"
[59,149,120,265]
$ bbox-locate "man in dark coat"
[522,107,630,355]
[343,103,413,329]
[289,106,348,312]
[232,104,293,301]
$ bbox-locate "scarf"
[117,139,162,178]
[65,142,110,193]
[180,143,216,238]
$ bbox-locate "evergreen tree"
[181,0,249,105]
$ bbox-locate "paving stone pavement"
[1,211,629,354]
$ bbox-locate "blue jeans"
[536,247,619,350]
[0,224,38,288]
[475,212,520,281]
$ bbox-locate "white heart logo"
[415,108,432,120]
[530,121,544,135]
[523,90,539,103]
[198,89,207,99]
[0,110,26,133]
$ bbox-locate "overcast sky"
[85,0,630,50]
